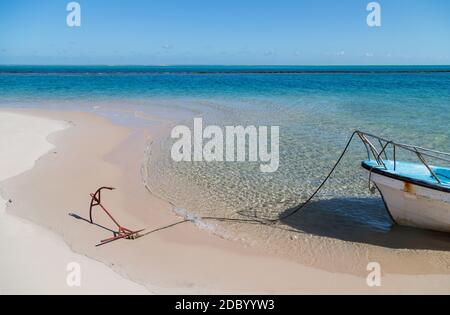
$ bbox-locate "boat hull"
[367,171,450,233]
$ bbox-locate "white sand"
[0,112,148,294]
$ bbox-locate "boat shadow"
[278,197,450,251]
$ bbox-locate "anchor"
[89,187,144,246]
[70,186,144,247]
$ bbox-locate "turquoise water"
[2,65,450,147]
[2,65,450,243]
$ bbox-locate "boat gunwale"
[361,161,450,194]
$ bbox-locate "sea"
[2,65,450,273]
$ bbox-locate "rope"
[141,131,359,236]
[272,131,357,222]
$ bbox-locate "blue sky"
[0,0,449,65]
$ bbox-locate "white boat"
[357,131,450,233]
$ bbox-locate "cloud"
[263,50,276,56]
[323,51,345,57]
[162,44,174,50]
[365,52,374,57]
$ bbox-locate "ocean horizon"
[1,64,450,72]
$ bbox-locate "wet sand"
[1,108,449,294]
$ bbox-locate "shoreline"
[1,108,449,294]
[0,111,149,294]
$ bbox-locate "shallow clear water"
[2,66,450,270]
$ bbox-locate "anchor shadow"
[69,213,117,234]
[278,197,450,251]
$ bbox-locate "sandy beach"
[0,112,148,294]
[0,108,449,294]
